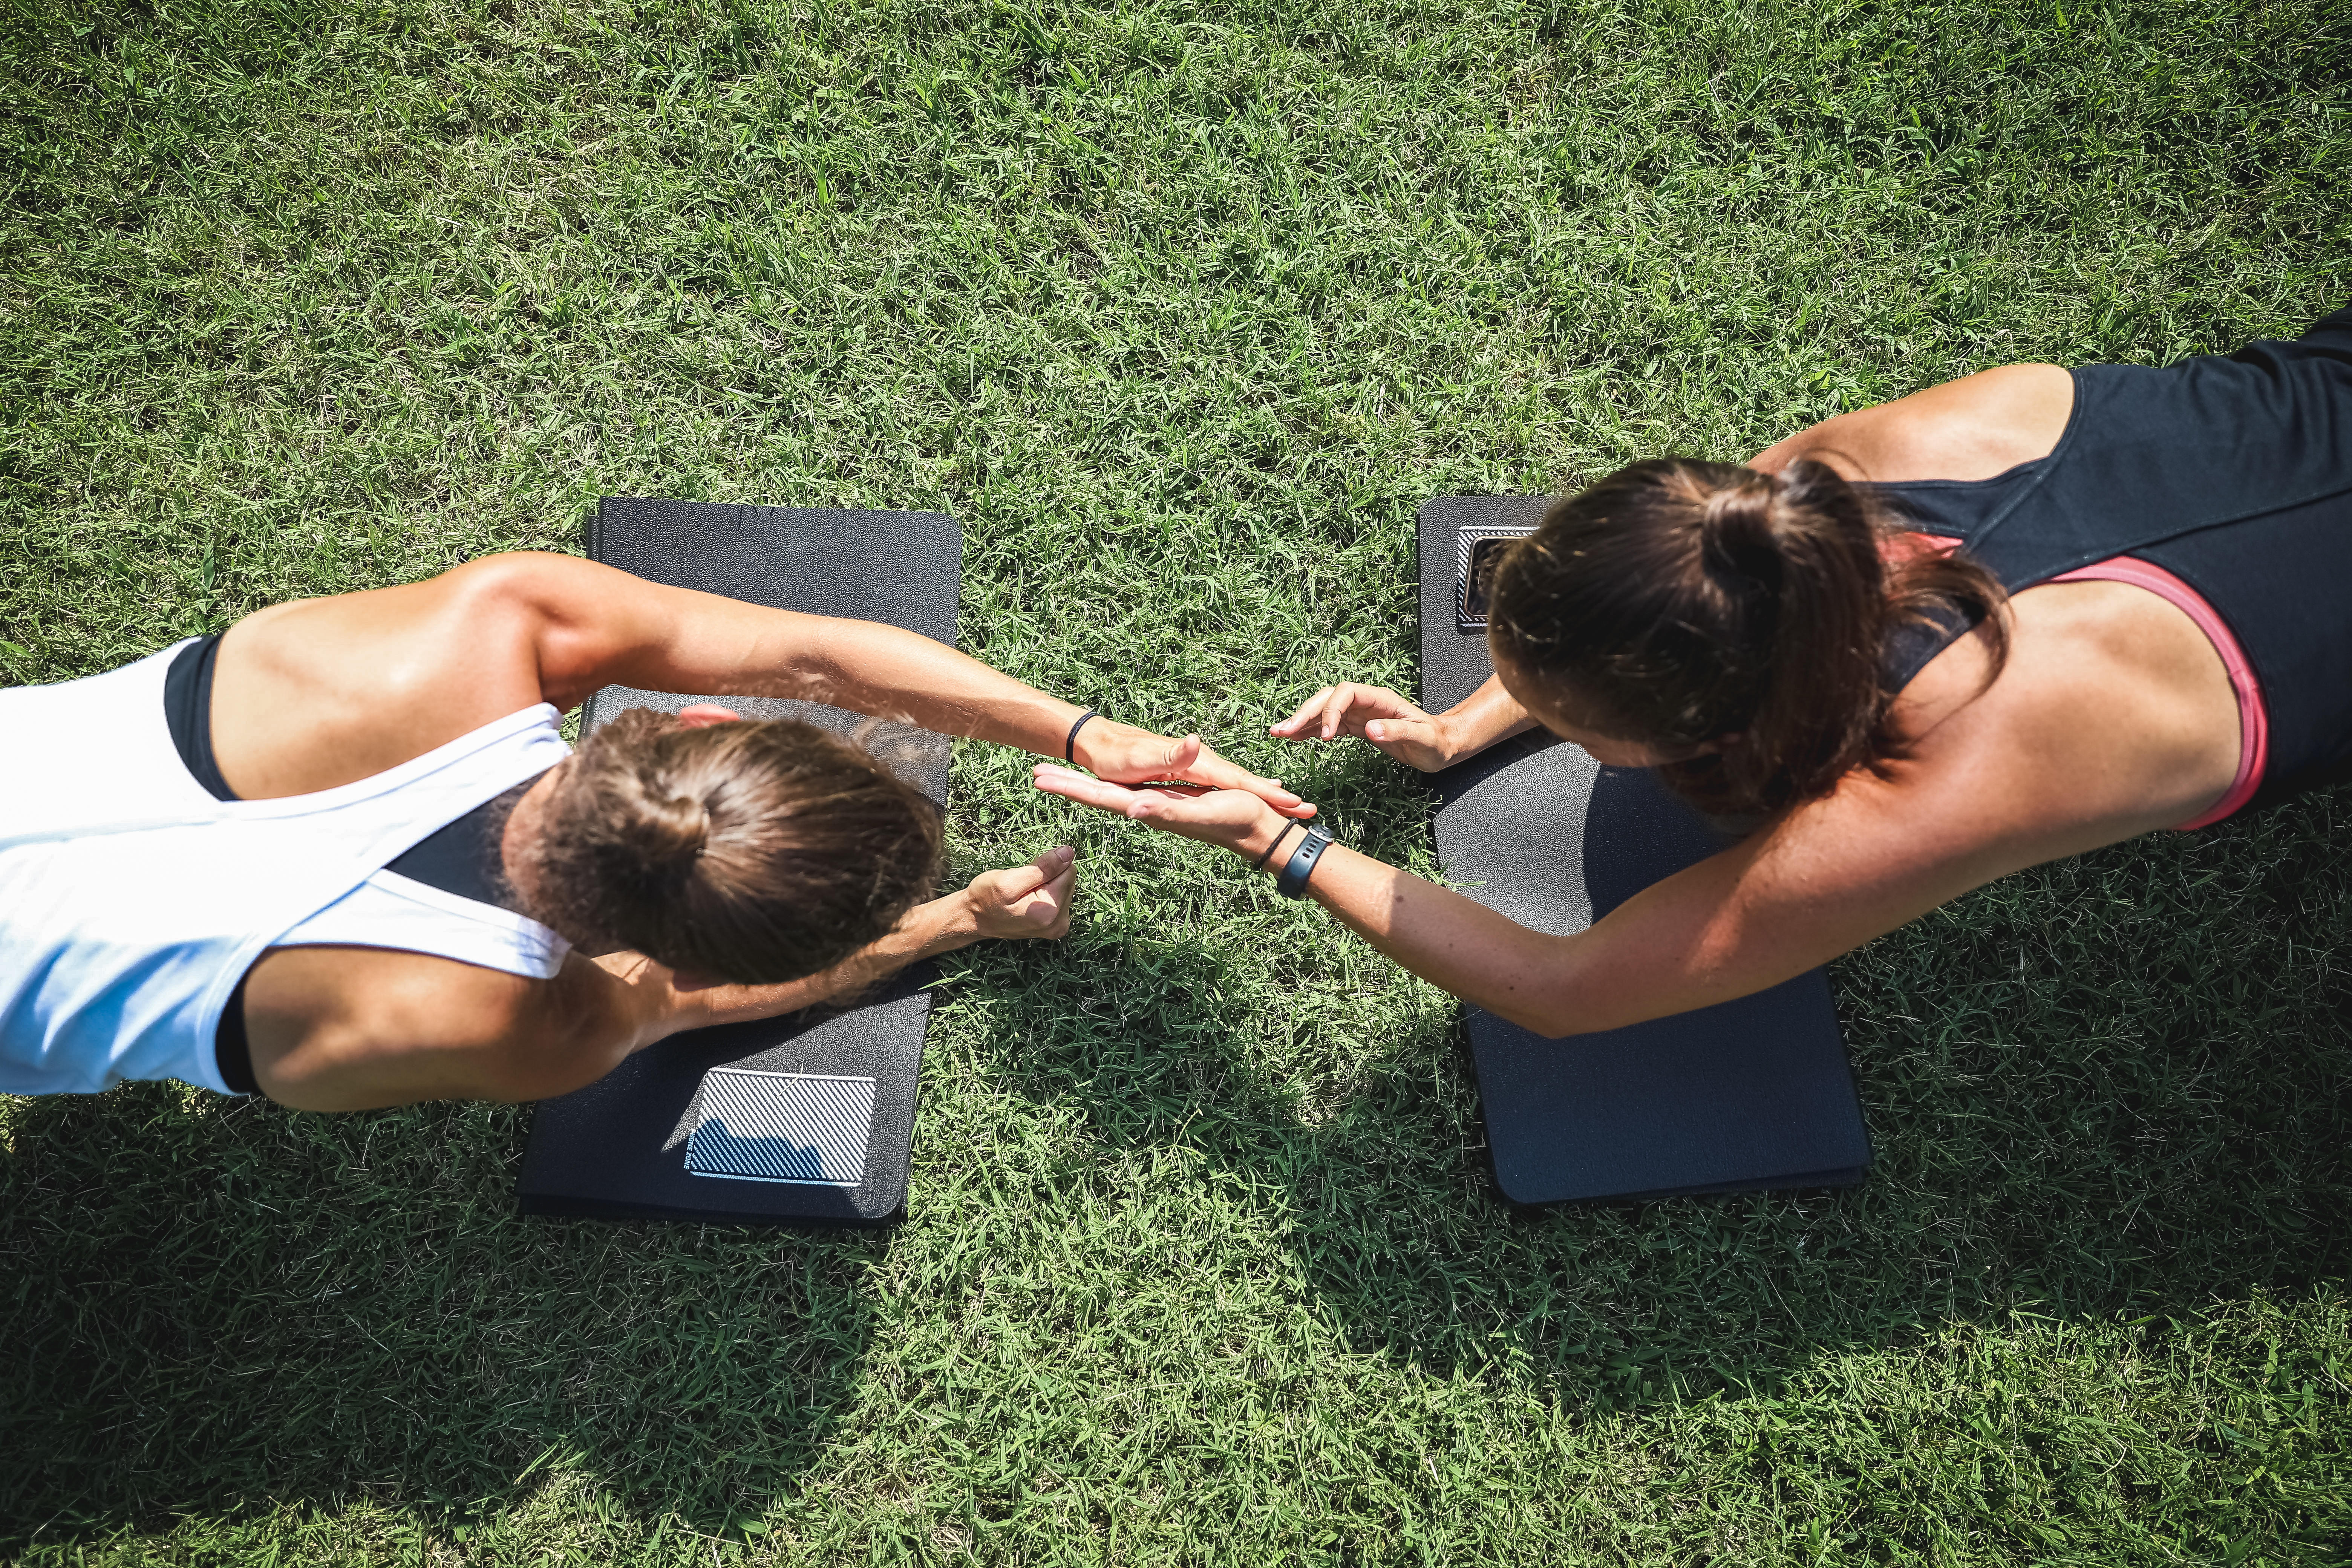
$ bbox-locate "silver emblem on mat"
[683,1068,877,1186]
[1455,524,1541,632]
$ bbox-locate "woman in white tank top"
[0,553,1312,1110]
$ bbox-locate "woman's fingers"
[1036,764,1210,809]
[966,847,1080,941]
[1268,683,1423,743]
[1032,764,1260,846]
[996,844,1076,900]
[1026,857,1078,929]
[1071,721,1313,819]
[1005,862,1075,929]
[1269,688,1341,738]
[1172,737,1316,819]
[1032,763,1154,812]
[1318,686,1364,740]
[1362,712,1455,772]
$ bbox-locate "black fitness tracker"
[1249,819,1302,873]
[1275,824,1333,899]
[1064,708,1100,764]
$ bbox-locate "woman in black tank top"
[1040,305,2352,1039]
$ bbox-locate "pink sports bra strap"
[2047,556,2268,830]
[1897,533,2267,830]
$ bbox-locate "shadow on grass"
[956,773,2352,1409]
[6,786,2349,1547]
[0,1087,882,1542]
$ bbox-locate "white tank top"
[0,641,574,1096]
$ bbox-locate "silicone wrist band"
[1248,819,1302,873]
[1275,825,1334,899]
[1064,708,1099,765]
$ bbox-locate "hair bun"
[646,792,711,869]
[1698,473,1784,590]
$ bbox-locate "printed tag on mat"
[683,1068,877,1186]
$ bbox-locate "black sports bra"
[1868,302,2352,817]
[163,634,537,1093]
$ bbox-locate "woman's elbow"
[1472,939,1655,1038]
[1472,965,1598,1039]
[1489,997,1593,1040]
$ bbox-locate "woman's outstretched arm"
[1031,744,2138,1038]
[223,553,1317,815]
[489,553,1317,818]
[585,846,1080,1044]
[246,849,1080,1111]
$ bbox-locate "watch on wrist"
[1275,824,1334,899]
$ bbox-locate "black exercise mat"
[515,500,961,1227]
[1417,497,1870,1205]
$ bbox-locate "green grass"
[4,0,2351,1561]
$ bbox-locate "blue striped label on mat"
[683,1068,876,1186]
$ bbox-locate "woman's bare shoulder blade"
[209,564,554,798]
[1755,363,2073,483]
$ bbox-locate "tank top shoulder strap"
[1880,594,1984,692]
[166,657,570,981]
[163,635,236,800]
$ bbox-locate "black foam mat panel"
[1417,497,1870,1205]
[515,500,961,1227]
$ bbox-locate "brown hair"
[1487,458,2010,819]
[522,709,942,984]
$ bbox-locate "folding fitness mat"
[515,499,961,1227]
[1418,496,1870,1205]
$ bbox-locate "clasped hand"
[1031,766,1293,862]
[1035,715,1323,850]
[1033,686,1461,861]
[1069,718,1318,820]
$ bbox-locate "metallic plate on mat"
[683,1068,877,1186]
[1455,524,1540,631]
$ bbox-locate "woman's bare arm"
[212,553,1311,813]
[1033,752,2135,1037]
[592,847,1077,1043]
[487,553,1312,813]
[1032,757,2031,1035]
[247,850,1078,1111]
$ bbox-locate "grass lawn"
[5,0,2352,1561]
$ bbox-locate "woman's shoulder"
[247,945,626,1108]
[212,564,554,798]
[1753,364,2074,484]
[1871,578,2240,843]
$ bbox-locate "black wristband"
[1275,825,1334,899]
[1248,819,1302,873]
[1064,708,1099,765]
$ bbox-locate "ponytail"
[1487,458,2009,819]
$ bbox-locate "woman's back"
[1856,306,2352,812]
[0,643,567,1095]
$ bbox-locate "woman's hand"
[609,847,1081,1050]
[1031,765,1295,861]
[1268,684,1458,772]
[1073,720,1317,819]
[956,845,1078,942]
